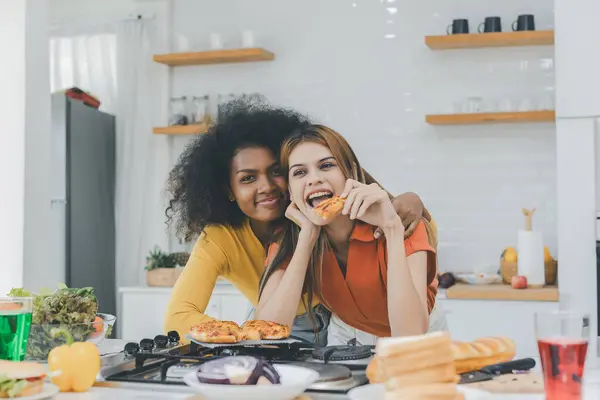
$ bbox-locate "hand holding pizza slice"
[312,196,345,220]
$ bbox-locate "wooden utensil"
[522,208,536,231]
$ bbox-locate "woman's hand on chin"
[285,201,321,243]
[341,179,404,232]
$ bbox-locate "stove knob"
[167,330,180,344]
[154,335,168,349]
[140,338,154,352]
[124,342,139,356]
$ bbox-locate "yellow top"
[164,215,438,338]
[163,219,312,338]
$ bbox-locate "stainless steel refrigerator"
[50,94,116,319]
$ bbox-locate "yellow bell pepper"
[47,328,101,392]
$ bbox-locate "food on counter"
[47,328,101,392]
[501,246,554,264]
[195,356,281,385]
[189,321,244,344]
[189,320,291,344]
[511,275,528,289]
[543,246,552,263]
[374,331,463,400]
[501,247,518,263]
[367,336,517,382]
[451,336,517,374]
[7,285,99,360]
[437,272,456,289]
[312,196,345,220]
[241,320,291,341]
[0,361,46,398]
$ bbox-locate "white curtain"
[49,19,158,291]
[114,20,160,288]
[50,28,118,112]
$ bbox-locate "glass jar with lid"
[169,96,188,126]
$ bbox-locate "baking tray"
[184,334,299,348]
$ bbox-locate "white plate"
[17,383,59,400]
[455,273,501,285]
[348,383,492,400]
[183,364,319,400]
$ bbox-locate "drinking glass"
[535,310,590,400]
[0,297,33,361]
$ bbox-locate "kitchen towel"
[517,230,545,286]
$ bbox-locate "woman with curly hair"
[163,97,436,344]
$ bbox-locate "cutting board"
[462,372,544,393]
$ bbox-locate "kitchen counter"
[50,384,600,399]
[118,279,232,293]
[56,387,347,399]
[53,342,600,399]
[440,283,558,302]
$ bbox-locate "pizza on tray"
[313,196,345,220]
[189,320,243,344]
[188,319,291,344]
[241,320,291,341]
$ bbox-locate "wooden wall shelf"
[426,111,555,125]
[153,48,275,66]
[425,30,554,50]
[153,123,209,135]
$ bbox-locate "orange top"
[265,220,438,337]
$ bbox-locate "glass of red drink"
[535,311,590,400]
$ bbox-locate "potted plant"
[145,247,190,287]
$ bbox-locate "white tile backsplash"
[166,0,557,274]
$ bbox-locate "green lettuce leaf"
[6,288,31,297]
[0,376,28,398]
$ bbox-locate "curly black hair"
[165,95,312,241]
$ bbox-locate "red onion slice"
[195,356,281,386]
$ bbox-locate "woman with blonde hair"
[255,124,443,345]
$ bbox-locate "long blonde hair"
[258,125,386,331]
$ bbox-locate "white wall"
[165,0,556,274]
[49,0,140,26]
[554,0,600,362]
[23,0,53,293]
[0,1,27,294]
[0,0,51,295]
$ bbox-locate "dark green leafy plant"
[145,246,173,271]
[144,246,190,270]
[7,284,99,360]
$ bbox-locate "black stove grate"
[312,345,373,361]
[105,342,369,392]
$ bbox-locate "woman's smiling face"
[229,146,288,222]
[287,141,347,226]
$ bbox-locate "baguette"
[367,336,516,383]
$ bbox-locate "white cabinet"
[118,282,252,341]
[119,287,172,341]
[438,299,558,359]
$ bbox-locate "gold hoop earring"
[228,193,235,202]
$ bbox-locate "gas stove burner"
[312,345,373,362]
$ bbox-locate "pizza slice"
[241,320,291,341]
[189,320,243,344]
[312,196,345,220]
